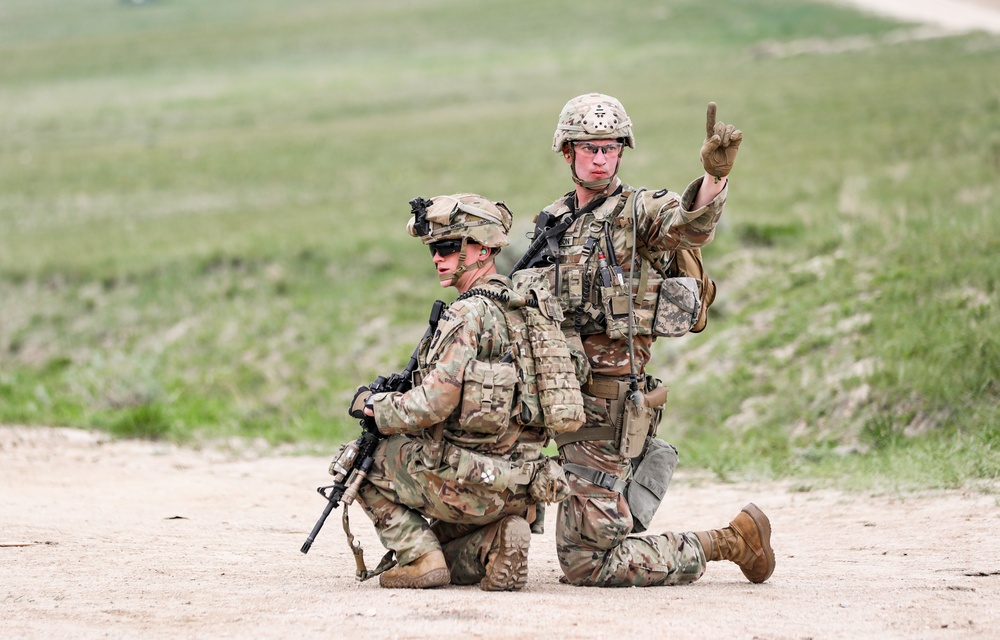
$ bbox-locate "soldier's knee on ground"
[481,516,531,592]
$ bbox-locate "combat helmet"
[551,93,635,153]
[407,193,512,248]
[407,193,513,286]
[552,93,634,190]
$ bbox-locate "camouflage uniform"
[535,94,730,587]
[540,178,724,586]
[359,273,550,584]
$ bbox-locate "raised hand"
[700,102,742,179]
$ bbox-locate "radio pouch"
[619,390,651,459]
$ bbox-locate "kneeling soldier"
[354,193,572,590]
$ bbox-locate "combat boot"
[693,503,775,583]
[378,549,450,589]
[480,516,531,591]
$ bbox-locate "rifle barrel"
[300,492,338,554]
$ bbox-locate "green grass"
[1,0,998,492]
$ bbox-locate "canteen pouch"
[459,359,517,434]
[652,277,700,337]
[527,457,571,504]
[625,438,678,533]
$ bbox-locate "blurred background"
[1,0,997,490]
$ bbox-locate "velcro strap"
[509,463,535,486]
[480,368,495,411]
[562,463,627,494]
[554,426,616,447]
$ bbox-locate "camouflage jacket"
[539,176,726,377]
[371,274,547,456]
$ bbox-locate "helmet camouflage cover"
[552,93,635,152]
[406,193,512,248]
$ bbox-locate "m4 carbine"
[300,299,445,556]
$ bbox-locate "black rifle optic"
[300,299,445,555]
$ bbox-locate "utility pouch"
[619,390,652,459]
[624,438,678,533]
[549,263,586,314]
[527,457,571,504]
[448,446,511,491]
[458,359,517,434]
[652,277,700,337]
[599,285,632,340]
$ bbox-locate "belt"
[582,375,629,400]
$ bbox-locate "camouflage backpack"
[502,269,587,434]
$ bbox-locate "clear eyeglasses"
[573,142,623,158]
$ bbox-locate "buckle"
[591,470,618,491]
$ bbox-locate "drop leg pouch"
[624,438,678,534]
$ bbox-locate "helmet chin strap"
[567,144,620,190]
[439,238,493,288]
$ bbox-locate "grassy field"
[1,0,998,491]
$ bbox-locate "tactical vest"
[415,275,584,453]
[537,185,715,339]
[413,277,533,454]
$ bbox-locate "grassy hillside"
[1,0,997,490]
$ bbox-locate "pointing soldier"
[519,94,776,587]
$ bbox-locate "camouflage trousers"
[357,434,535,583]
[556,395,706,587]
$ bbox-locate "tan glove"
[699,102,742,179]
[348,385,372,419]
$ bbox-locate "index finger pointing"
[705,102,717,138]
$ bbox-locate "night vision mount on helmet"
[407,193,512,248]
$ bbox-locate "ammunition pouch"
[457,359,517,435]
[598,284,632,340]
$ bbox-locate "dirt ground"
[2,425,999,640]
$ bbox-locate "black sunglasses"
[428,240,464,257]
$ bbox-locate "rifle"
[507,188,618,277]
[300,299,446,559]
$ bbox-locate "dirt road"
[833,0,1000,33]
[2,426,998,639]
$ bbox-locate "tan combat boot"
[379,549,450,589]
[480,516,531,591]
[694,503,775,583]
